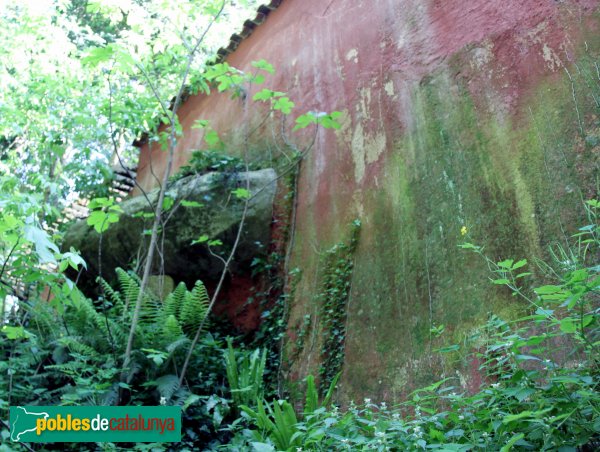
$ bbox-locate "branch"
[121,0,227,388]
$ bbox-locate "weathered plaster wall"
[135,0,600,401]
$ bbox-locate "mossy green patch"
[286,48,599,403]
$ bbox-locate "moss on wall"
[288,50,599,402]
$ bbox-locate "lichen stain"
[542,43,563,71]
[384,80,395,97]
[365,131,387,165]
[345,48,358,63]
[351,121,366,182]
[468,40,494,71]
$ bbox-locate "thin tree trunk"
[120,1,226,385]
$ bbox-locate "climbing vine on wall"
[317,219,361,395]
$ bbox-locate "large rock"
[63,169,277,294]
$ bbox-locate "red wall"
[135,0,600,401]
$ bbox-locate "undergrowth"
[221,200,599,451]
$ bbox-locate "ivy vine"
[317,219,361,395]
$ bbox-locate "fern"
[115,267,140,313]
[154,374,180,400]
[180,280,210,336]
[56,336,101,362]
[66,292,127,354]
[166,336,190,354]
[97,276,123,307]
[163,282,187,319]
[162,315,184,343]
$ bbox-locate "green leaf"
[88,197,112,209]
[192,234,209,245]
[251,59,275,74]
[87,210,120,234]
[181,200,203,208]
[497,259,514,269]
[273,97,295,114]
[434,344,460,353]
[320,112,342,129]
[429,427,445,442]
[458,242,481,251]
[500,433,525,452]
[192,119,209,129]
[534,285,562,295]
[162,197,174,210]
[511,259,527,270]
[252,73,265,85]
[23,225,59,263]
[81,45,114,66]
[1,325,30,340]
[233,188,251,200]
[62,250,87,270]
[559,317,578,333]
[293,113,317,131]
[582,315,594,327]
[183,394,202,411]
[204,129,221,147]
[253,88,277,102]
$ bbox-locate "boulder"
[63,169,277,294]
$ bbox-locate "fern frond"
[115,267,141,312]
[66,293,127,354]
[162,314,184,342]
[45,361,87,376]
[166,336,190,355]
[163,282,187,319]
[97,276,123,307]
[56,336,101,362]
[180,280,210,336]
[154,374,180,400]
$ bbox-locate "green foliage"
[0,267,243,448]
[225,339,267,409]
[87,197,123,233]
[101,268,210,341]
[233,374,340,451]
[224,202,599,450]
[290,314,312,362]
[180,280,210,337]
[318,219,361,394]
[293,111,342,131]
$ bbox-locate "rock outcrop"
[63,169,277,294]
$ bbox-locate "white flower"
[160,396,167,406]
[491,383,500,389]
[364,398,371,404]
